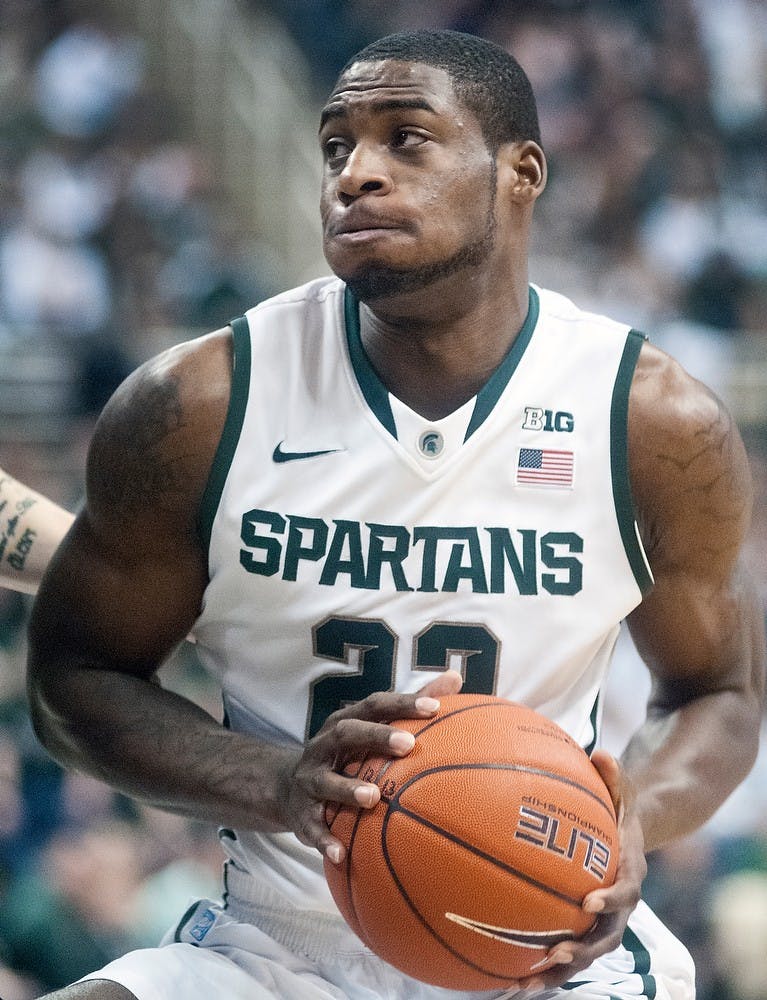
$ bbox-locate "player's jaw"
[340,227,497,302]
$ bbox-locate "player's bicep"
[33,506,203,678]
[31,336,228,678]
[626,559,758,704]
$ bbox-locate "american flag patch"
[516,447,575,489]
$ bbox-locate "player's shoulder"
[630,338,726,439]
[87,327,236,528]
[533,284,632,336]
[243,274,344,322]
[107,325,234,424]
[534,284,727,434]
[628,339,752,558]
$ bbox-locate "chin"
[341,266,427,302]
[327,229,494,303]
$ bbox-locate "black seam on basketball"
[342,805,367,936]
[379,807,523,982]
[391,761,615,820]
[335,753,399,944]
[407,702,607,807]
[409,699,503,737]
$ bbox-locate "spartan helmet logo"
[418,430,444,458]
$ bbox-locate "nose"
[336,143,393,204]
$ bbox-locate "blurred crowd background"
[0,1,765,997]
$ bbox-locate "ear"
[496,140,547,203]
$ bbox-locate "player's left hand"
[506,749,646,992]
[286,669,464,864]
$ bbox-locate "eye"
[323,137,352,166]
[393,128,428,149]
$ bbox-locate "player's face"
[319,61,498,302]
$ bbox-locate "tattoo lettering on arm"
[0,478,39,573]
[7,526,37,572]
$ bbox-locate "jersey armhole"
[611,329,654,596]
[196,316,252,550]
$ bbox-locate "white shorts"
[80,884,694,1000]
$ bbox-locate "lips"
[331,223,398,238]
[327,214,408,237]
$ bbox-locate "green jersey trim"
[344,288,397,438]
[583,692,601,756]
[622,925,658,998]
[344,285,540,442]
[562,924,657,997]
[173,899,204,944]
[610,329,654,596]
[197,316,252,550]
[464,285,540,441]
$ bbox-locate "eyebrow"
[319,96,438,132]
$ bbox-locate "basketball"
[324,693,619,990]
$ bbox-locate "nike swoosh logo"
[444,912,574,950]
[272,442,345,463]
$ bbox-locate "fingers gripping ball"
[324,694,618,991]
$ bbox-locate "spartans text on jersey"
[239,508,584,595]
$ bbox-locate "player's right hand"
[284,670,463,862]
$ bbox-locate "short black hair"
[338,29,541,151]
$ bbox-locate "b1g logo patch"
[523,407,575,433]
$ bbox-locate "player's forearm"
[620,686,761,853]
[28,662,298,831]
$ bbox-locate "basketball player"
[0,468,73,595]
[27,29,764,1000]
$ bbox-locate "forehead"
[320,59,469,128]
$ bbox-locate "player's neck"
[358,274,531,421]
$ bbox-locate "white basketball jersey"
[193,275,653,916]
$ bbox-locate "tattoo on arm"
[89,375,194,516]
[0,479,39,573]
[651,394,750,561]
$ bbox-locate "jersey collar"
[343,285,540,442]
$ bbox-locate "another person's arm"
[0,469,75,595]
